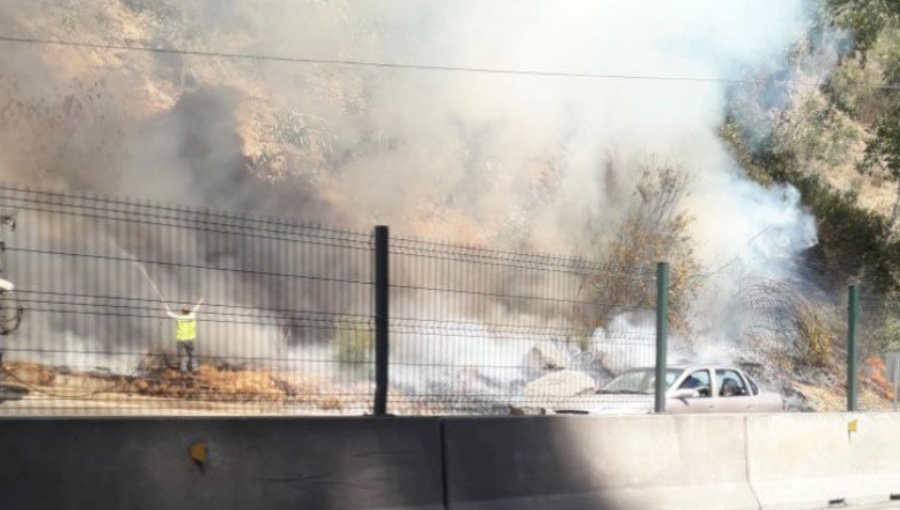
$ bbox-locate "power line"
[2,34,900,90]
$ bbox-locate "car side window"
[716,369,749,397]
[678,369,711,397]
[746,376,759,396]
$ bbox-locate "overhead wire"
[1,34,900,90]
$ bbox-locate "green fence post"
[655,262,670,414]
[847,284,859,413]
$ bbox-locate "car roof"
[626,365,742,372]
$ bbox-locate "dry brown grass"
[793,382,846,412]
[130,365,313,403]
[793,365,896,412]
[3,359,363,410]
[3,362,57,387]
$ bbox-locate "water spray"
[130,257,166,304]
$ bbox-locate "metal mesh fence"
[0,185,659,416]
[389,237,657,415]
[857,296,900,412]
[12,184,900,416]
[0,185,375,416]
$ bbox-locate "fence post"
[655,262,670,413]
[847,284,859,413]
[374,226,390,416]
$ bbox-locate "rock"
[525,344,568,371]
[523,369,596,399]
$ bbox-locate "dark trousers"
[177,341,198,373]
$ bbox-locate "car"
[516,365,785,415]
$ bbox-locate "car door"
[668,368,716,414]
[714,369,758,412]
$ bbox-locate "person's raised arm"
[163,302,179,319]
[192,297,205,313]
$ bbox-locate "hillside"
[723,0,900,293]
[2,1,900,412]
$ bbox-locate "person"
[165,297,204,374]
[680,375,701,389]
[720,378,742,397]
[679,374,711,397]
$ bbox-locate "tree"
[863,97,900,230]
[586,164,702,331]
[829,0,900,57]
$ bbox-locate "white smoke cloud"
[0,0,827,261]
[0,1,845,383]
[255,0,821,272]
[590,311,657,373]
[390,320,536,400]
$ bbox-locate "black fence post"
[374,225,390,416]
[655,262,670,414]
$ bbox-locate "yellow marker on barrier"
[848,419,858,434]
[190,441,207,467]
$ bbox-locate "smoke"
[0,1,846,388]
[0,1,824,248]
[590,312,657,373]
[391,321,536,404]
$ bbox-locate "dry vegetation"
[3,358,361,411]
[2,355,459,414]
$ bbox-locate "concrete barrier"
[0,417,445,510]
[442,415,758,510]
[5,414,900,510]
[746,413,900,510]
[849,414,900,506]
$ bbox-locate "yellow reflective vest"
[175,315,197,342]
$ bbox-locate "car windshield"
[599,368,684,394]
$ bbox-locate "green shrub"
[333,320,373,366]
